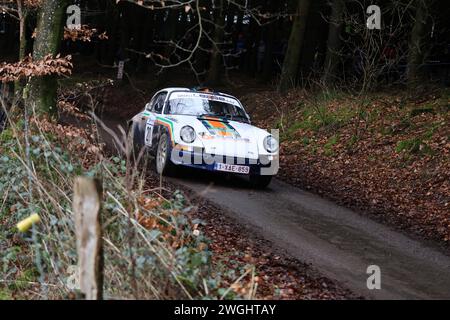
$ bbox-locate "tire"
[249,175,273,189]
[127,123,151,168]
[155,133,175,176]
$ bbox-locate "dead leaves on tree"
[64,25,108,42]
[0,54,73,82]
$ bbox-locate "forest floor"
[240,87,450,248]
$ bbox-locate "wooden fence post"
[73,177,103,300]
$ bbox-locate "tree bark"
[407,0,428,86]
[27,0,68,117]
[206,0,225,85]
[15,0,29,96]
[73,177,104,300]
[262,22,276,81]
[278,0,311,93]
[156,8,179,86]
[17,0,28,61]
[102,0,120,65]
[322,0,345,85]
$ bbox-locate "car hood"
[168,115,268,159]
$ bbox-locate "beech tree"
[322,0,345,85]
[206,0,226,85]
[26,0,68,117]
[278,0,311,93]
[407,0,428,86]
[0,0,446,97]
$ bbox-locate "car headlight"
[180,126,196,143]
[263,135,278,153]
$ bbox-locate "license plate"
[215,163,250,175]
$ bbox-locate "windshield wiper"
[228,115,249,123]
[199,113,226,119]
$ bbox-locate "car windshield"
[167,94,249,123]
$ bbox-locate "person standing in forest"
[235,33,246,70]
[257,39,266,73]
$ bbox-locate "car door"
[145,91,167,147]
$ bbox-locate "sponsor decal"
[169,92,240,106]
[199,117,241,139]
[155,116,175,146]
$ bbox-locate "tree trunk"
[15,0,29,96]
[206,0,225,85]
[27,0,68,117]
[407,0,428,86]
[262,22,276,81]
[278,0,311,93]
[136,9,153,73]
[17,0,28,60]
[102,0,120,65]
[156,9,179,86]
[322,0,345,85]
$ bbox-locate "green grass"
[323,134,339,156]
[395,120,444,157]
[314,89,346,104]
[0,289,12,300]
[410,105,436,117]
[396,137,433,156]
[284,105,356,140]
[8,268,38,291]
[346,134,359,149]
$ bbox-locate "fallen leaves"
[244,89,450,246]
[194,199,356,300]
[35,114,104,169]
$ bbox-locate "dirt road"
[98,120,450,300]
[170,170,450,300]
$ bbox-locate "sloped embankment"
[242,89,450,246]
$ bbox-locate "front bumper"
[170,149,278,176]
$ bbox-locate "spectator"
[257,40,266,73]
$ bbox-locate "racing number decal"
[145,119,154,146]
[143,112,155,147]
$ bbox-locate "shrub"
[0,116,254,300]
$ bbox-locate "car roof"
[161,87,239,101]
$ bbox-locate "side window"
[152,92,167,114]
[145,99,153,111]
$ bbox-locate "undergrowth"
[0,110,256,300]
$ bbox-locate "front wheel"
[249,175,273,189]
[156,133,175,176]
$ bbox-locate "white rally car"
[127,87,279,188]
